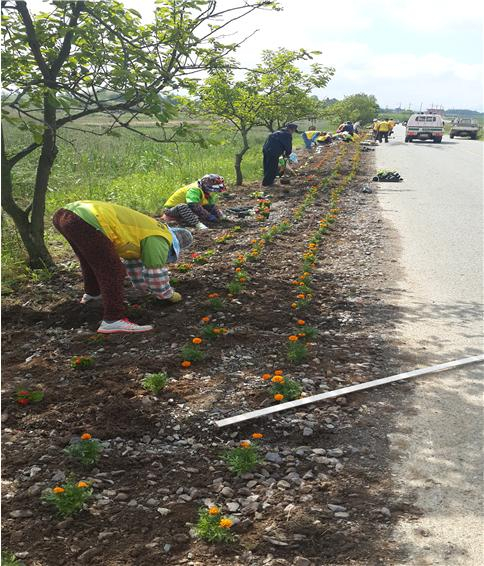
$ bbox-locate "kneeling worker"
[163,174,226,230]
[53,201,193,334]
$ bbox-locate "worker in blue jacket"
[262,123,298,187]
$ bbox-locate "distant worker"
[372,119,380,140]
[262,123,298,187]
[163,174,226,230]
[316,131,333,145]
[53,201,193,334]
[377,119,390,143]
[302,125,321,150]
[337,121,354,135]
[387,118,395,137]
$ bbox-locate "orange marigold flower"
[297,319,305,326]
[251,239,257,244]
[81,433,92,441]
[235,268,241,272]
[213,328,222,334]
[208,293,219,299]
[208,506,220,515]
[274,370,283,375]
[274,393,284,402]
[262,373,272,380]
[240,440,251,448]
[288,335,299,342]
[53,487,65,494]
[291,281,299,285]
[271,375,284,383]
[219,518,233,529]
[192,337,202,345]
[298,332,306,337]
[77,481,89,488]
[239,277,247,283]
[252,433,263,439]
[308,243,317,249]
[201,316,211,323]
[297,294,305,299]
[181,360,192,368]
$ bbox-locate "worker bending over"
[163,174,226,230]
[53,201,193,334]
[377,119,390,143]
[301,126,320,150]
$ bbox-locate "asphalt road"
[376,125,483,565]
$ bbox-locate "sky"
[28,0,484,110]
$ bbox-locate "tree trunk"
[1,93,57,269]
[234,129,250,186]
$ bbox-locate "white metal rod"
[215,354,484,428]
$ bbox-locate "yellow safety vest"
[164,183,209,208]
[388,120,395,129]
[373,121,380,131]
[81,201,172,259]
[317,133,330,142]
[305,130,318,138]
[378,121,389,132]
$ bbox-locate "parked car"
[449,118,480,140]
[405,113,444,143]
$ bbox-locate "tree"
[1,0,277,268]
[253,49,334,132]
[324,93,380,127]
[197,48,333,184]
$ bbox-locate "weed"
[141,372,169,394]
[1,551,25,566]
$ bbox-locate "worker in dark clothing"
[262,123,298,187]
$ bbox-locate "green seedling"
[141,372,168,394]
[223,441,261,476]
[64,434,102,467]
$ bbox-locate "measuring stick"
[215,354,484,428]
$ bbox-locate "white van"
[405,113,444,143]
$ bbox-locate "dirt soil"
[2,144,416,565]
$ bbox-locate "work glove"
[167,291,182,303]
[195,222,209,230]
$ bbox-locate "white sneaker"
[195,222,209,230]
[80,293,102,304]
[97,318,153,334]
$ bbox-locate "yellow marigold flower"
[77,481,89,488]
[303,272,310,276]
[181,360,192,368]
[274,393,284,402]
[252,433,263,439]
[288,335,299,342]
[192,337,202,345]
[271,375,284,383]
[308,243,317,249]
[240,440,251,448]
[274,370,283,376]
[208,506,220,515]
[291,303,297,309]
[81,433,92,441]
[297,319,305,326]
[53,487,65,494]
[219,518,233,529]
[262,373,272,380]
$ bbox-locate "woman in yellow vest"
[53,201,193,334]
[163,174,225,230]
[377,119,390,143]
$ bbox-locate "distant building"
[427,108,445,116]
